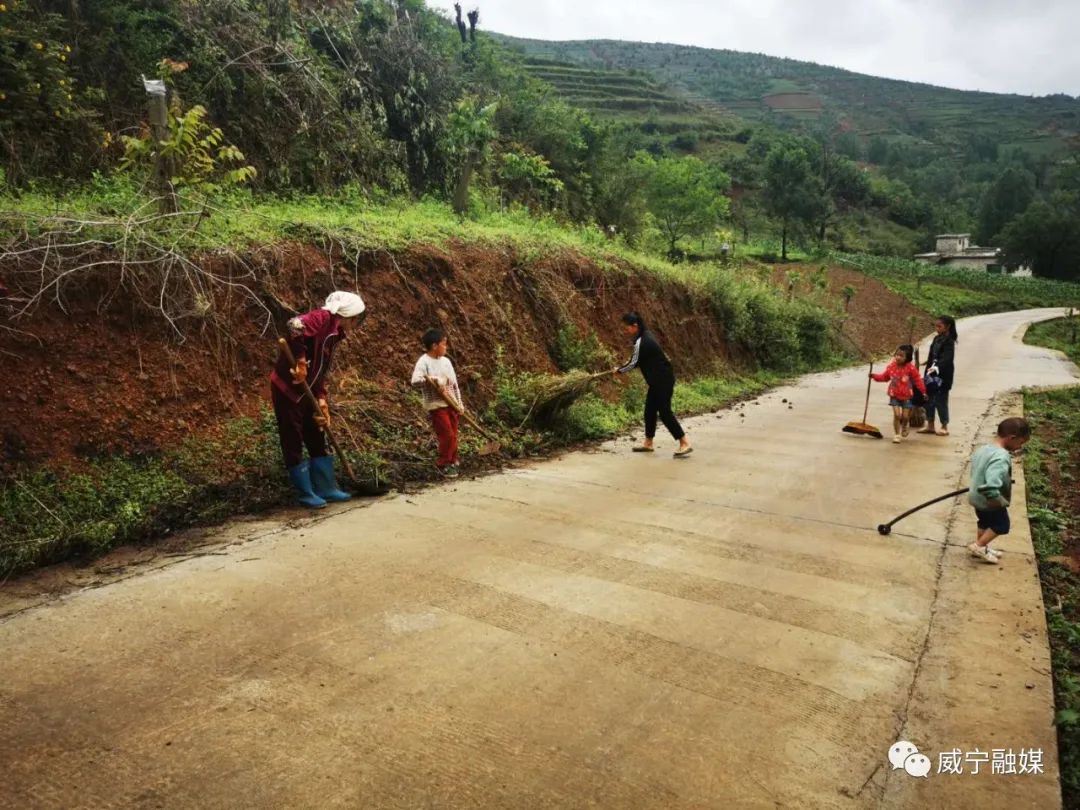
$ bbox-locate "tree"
[0,1,99,183]
[998,197,1080,280]
[762,144,825,260]
[497,150,564,211]
[867,136,888,165]
[814,137,870,242]
[977,167,1035,244]
[444,97,497,215]
[590,129,648,242]
[633,154,730,259]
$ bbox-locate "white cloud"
[429,0,1080,95]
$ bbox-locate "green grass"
[0,181,851,372]
[830,252,1080,316]
[554,371,777,442]
[0,179,693,278]
[1022,385,1080,806]
[1025,316,1080,364]
[0,411,289,576]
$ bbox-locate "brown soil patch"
[772,263,933,357]
[763,93,823,111]
[0,242,730,471]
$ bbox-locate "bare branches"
[0,202,271,342]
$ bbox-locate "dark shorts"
[976,508,1010,536]
[889,398,913,409]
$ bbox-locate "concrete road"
[2,308,1077,809]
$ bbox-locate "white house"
[914,234,1032,276]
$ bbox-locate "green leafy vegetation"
[496,36,1080,277]
[120,98,257,197]
[831,252,1080,316]
[552,372,776,443]
[1022,383,1080,805]
[552,323,613,373]
[4,1,1079,272]
[1025,316,1080,364]
[0,411,287,576]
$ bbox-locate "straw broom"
[519,369,615,427]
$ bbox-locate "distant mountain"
[494,36,1080,159]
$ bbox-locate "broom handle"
[862,361,873,424]
[277,338,357,482]
[431,380,499,443]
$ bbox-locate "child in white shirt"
[410,329,462,477]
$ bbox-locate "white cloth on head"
[322,291,365,318]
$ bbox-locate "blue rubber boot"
[310,455,352,502]
[287,461,327,509]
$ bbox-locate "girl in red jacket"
[871,344,927,444]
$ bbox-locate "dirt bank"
[0,242,732,471]
[773,262,932,357]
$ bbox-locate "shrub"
[552,322,613,372]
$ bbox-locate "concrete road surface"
[2,308,1078,809]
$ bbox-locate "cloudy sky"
[429,0,1079,96]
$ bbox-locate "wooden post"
[144,79,177,214]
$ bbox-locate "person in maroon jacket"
[270,291,366,508]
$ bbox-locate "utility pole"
[143,76,177,214]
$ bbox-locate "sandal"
[673,446,694,458]
[632,446,655,453]
[935,428,949,436]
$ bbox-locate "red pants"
[429,407,460,468]
[272,386,327,468]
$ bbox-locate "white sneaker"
[892,435,902,444]
[968,542,1000,565]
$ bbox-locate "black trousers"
[644,378,685,440]
[272,386,328,468]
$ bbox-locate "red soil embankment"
[0,242,730,470]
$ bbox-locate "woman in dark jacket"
[614,312,693,457]
[919,314,957,437]
[270,291,366,507]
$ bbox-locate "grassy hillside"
[495,36,1080,159]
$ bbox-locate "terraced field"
[516,56,742,151]
[498,35,1080,155]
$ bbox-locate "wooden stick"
[862,361,873,425]
[430,379,500,443]
[277,338,358,483]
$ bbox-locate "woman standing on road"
[919,315,958,437]
[270,291,367,508]
[614,312,693,458]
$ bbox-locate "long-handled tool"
[842,361,884,439]
[877,488,968,535]
[277,337,358,484]
[430,378,501,456]
[877,481,1011,536]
